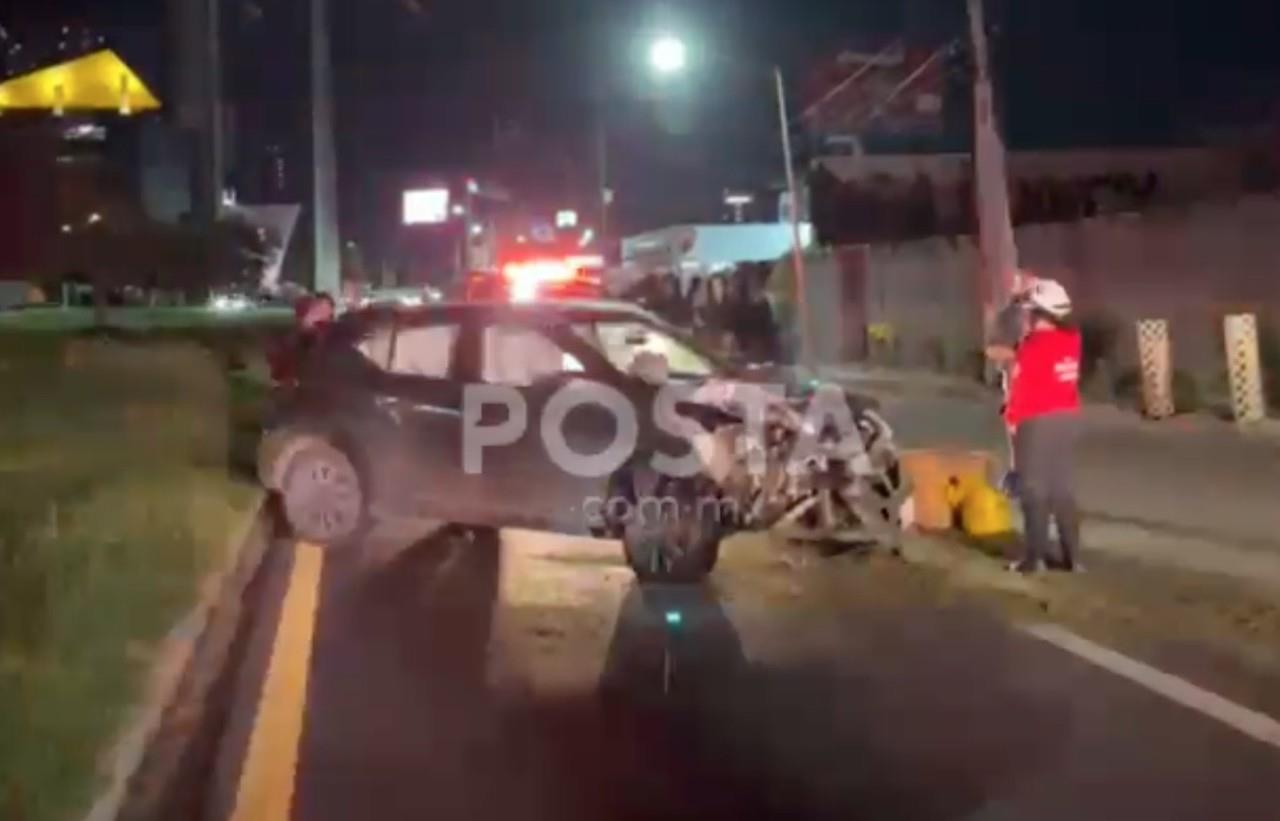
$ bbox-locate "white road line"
[1022,623,1280,751]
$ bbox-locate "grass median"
[0,333,265,821]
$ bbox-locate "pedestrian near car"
[729,268,781,364]
[986,271,1036,492]
[269,292,335,385]
[986,270,1039,384]
[656,272,693,328]
[696,275,735,356]
[1003,279,1083,574]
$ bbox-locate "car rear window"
[391,323,459,377]
[482,325,583,386]
[356,321,459,378]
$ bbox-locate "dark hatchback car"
[259,300,903,581]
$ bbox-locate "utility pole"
[774,66,813,373]
[310,0,341,295]
[967,0,1018,325]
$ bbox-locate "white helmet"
[1026,278,1072,318]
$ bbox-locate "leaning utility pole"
[310,0,341,295]
[967,0,1018,322]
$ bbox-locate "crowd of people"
[636,267,783,365]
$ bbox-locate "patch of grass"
[0,306,292,333]
[0,337,259,821]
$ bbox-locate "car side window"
[389,323,460,378]
[576,321,713,378]
[356,325,395,370]
[482,324,583,386]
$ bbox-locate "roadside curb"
[82,491,273,821]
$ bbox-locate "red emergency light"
[498,256,604,302]
[502,259,576,301]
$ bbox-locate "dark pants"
[1013,412,1081,569]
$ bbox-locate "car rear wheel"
[280,441,366,547]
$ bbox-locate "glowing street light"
[648,35,687,75]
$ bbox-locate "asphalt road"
[203,525,1280,821]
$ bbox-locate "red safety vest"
[1004,327,1082,426]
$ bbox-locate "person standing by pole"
[1003,279,1082,574]
[968,0,1026,498]
[986,269,1035,492]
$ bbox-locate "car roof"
[340,298,663,328]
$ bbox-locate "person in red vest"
[1004,279,1083,573]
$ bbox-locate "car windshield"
[573,319,717,379]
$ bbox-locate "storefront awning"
[0,49,160,114]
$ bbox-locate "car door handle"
[377,395,462,416]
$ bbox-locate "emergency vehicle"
[457,239,606,302]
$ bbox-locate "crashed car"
[258,300,910,582]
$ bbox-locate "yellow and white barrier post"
[1223,313,1267,424]
[1136,319,1175,419]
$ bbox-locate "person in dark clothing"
[269,292,335,385]
[632,275,664,313]
[653,273,694,328]
[728,269,781,364]
[1004,279,1083,574]
[685,275,704,310]
[694,274,736,356]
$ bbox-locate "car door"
[472,316,633,534]
[360,311,478,522]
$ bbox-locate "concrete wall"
[818,145,1249,203]
[808,195,1280,389]
[1018,197,1280,375]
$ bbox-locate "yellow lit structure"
[0,50,160,115]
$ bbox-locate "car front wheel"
[280,441,366,548]
[611,465,724,583]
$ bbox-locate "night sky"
[3,0,1279,234]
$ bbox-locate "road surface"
[200,524,1279,821]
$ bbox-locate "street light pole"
[596,113,609,242]
[646,37,812,369]
[774,66,813,373]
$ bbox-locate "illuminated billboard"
[403,188,450,225]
